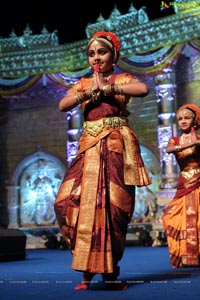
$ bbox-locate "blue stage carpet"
[0,246,199,300]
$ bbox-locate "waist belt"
[83,117,128,137]
[181,168,200,179]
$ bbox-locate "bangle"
[175,145,182,152]
[84,88,92,98]
[75,92,84,104]
[75,88,93,104]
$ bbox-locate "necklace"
[180,133,195,157]
[104,74,113,82]
[181,133,192,144]
[183,132,191,138]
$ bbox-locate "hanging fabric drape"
[117,44,185,76]
[0,76,41,96]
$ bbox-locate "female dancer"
[162,103,200,268]
[54,31,152,290]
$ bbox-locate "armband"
[102,84,123,96]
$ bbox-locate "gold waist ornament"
[83,116,128,137]
[181,168,200,179]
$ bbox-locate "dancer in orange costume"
[163,104,200,268]
[54,31,152,290]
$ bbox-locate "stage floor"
[0,246,200,300]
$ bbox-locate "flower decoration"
[92,31,121,53]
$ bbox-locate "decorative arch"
[7,148,66,228]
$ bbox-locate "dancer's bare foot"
[74,283,89,290]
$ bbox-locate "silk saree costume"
[54,73,152,276]
[162,136,200,267]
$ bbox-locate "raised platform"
[0,229,27,261]
[17,222,167,249]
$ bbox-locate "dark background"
[0,0,175,44]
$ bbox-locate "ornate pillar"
[155,67,179,191]
[66,107,83,165]
[152,68,179,245]
[6,185,20,228]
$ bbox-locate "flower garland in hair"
[92,31,121,53]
